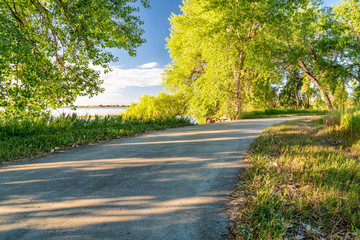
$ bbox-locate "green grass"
[238,108,328,119]
[0,114,192,163]
[231,114,360,239]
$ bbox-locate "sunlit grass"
[238,108,328,119]
[0,114,192,163]
[232,115,360,239]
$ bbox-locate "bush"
[122,92,187,120]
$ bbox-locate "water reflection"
[51,107,126,116]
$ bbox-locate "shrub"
[122,92,187,120]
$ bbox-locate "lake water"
[1,107,197,123]
[51,107,126,116]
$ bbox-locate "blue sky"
[75,0,341,106]
[75,0,182,106]
[324,0,342,6]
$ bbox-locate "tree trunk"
[297,60,333,110]
[233,71,242,119]
[328,92,338,109]
[233,51,245,119]
[295,90,300,109]
[305,94,310,109]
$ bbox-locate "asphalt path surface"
[0,117,299,240]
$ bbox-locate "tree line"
[1,0,359,120]
[161,0,360,119]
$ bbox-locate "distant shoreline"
[66,105,129,108]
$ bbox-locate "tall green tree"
[273,2,359,110]
[164,0,359,115]
[163,0,309,119]
[268,2,335,109]
[0,0,149,115]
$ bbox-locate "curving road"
[0,118,298,240]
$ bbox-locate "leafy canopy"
[163,0,310,119]
[0,0,149,115]
[164,0,360,116]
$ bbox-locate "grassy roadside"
[229,116,360,239]
[238,109,328,119]
[0,114,192,164]
[198,109,328,124]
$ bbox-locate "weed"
[317,117,324,125]
[340,110,360,135]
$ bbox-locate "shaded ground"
[0,118,298,240]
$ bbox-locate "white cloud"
[74,62,164,105]
[103,66,163,90]
[138,62,159,69]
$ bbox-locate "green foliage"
[352,84,360,105]
[122,92,187,120]
[279,68,304,108]
[247,79,278,110]
[335,0,360,34]
[0,0,149,114]
[272,2,353,110]
[317,117,324,125]
[0,113,192,163]
[340,110,360,135]
[324,108,360,136]
[163,0,360,115]
[163,0,304,119]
